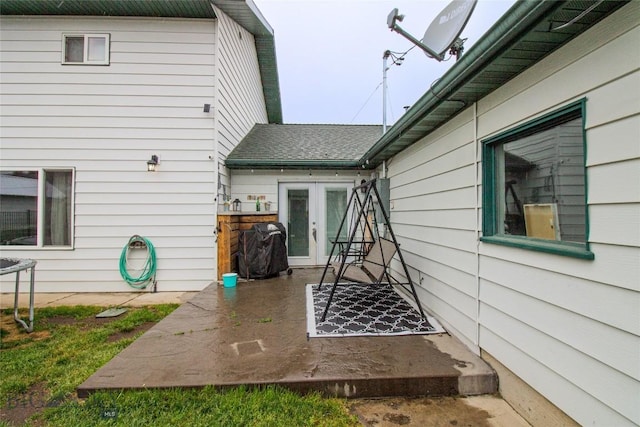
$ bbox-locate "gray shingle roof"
[226,124,382,169]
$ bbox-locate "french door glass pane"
[325,188,347,255]
[287,189,309,256]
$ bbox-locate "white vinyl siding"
[212,6,269,206]
[388,112,479,350]
[387,3,639,426]
[230,170,362,213]
[0,16,218,292]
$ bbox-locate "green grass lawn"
[0,305,357,426]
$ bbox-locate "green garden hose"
[119,235,157,289]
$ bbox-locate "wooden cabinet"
[217,213,278,280]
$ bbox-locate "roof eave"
[359,0,629,167]
[225,159,367,170]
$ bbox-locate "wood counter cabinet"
[217,212,278,280]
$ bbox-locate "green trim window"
[481,99,593,259]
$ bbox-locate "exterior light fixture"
[147,155,159,172]
[203,103,211,112]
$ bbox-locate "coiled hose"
[119,235,157,289]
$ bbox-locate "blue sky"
[254,0,515,125]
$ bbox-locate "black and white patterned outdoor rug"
[306,283,445,338]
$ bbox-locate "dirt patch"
[45,315,115,329]
[350,396,493,427]
[0,310,156,425]
[107,321,155,342]
[0,312,50,348]
[0,382,61,426]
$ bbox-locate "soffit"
[362,0,630,166]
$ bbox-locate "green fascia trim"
[255,36,282,124]
[359,0,565,167]
[225,159,365,170]
[480,236,594,260]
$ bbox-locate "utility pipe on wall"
[473,101,481,354]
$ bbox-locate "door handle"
[312,227,317,243]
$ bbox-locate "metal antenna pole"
[382,50,390,134]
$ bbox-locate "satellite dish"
[387,0,477,62]
[422,0,477,59]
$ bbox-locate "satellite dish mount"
[387,0,477,62]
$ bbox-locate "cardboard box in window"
[524,203,560,240]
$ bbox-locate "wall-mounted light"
[147,155,159,172]
[203,104,211,113]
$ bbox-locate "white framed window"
[62,33,110,65]
[0,169,75,248]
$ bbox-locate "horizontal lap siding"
[388,109,479,350]
[230,170,361,213]
[0,16,217,292]
[475,5,639,426]
[387,3,639,425]
[212,6,269,207]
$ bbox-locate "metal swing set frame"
[318,179,425,322]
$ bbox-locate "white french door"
[278,182,352,266]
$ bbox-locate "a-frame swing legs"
[319,179,425,322]
[321,182,374,322]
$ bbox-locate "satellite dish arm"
[390,22,445,61]
[387,9,444,61]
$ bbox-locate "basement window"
[0,170,74,247]
[481,99,593,259]
[62,34,110,65]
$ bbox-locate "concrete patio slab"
[1,291,197,310]
[0,292,75,309]
[78,268,497,399]
[122,291,199,306]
